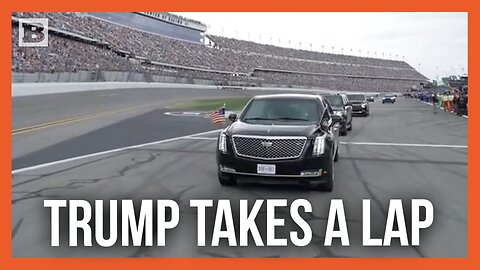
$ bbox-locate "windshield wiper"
[271,117,310,121]
[243,117,274,121]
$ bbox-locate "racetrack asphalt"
[11,89,467,258]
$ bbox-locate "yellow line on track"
[12,102,162,135]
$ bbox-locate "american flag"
[210,108,226,124]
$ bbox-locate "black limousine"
[216,94,340,191]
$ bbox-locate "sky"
[172,12,468,81]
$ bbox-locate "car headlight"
[334,111,343,116]
[361,104,367,108]
[218,133,227,154]
[313,133,327,156]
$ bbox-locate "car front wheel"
[317,156,334,192]
[340,123,347,136]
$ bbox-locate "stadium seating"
[12,12,427,91]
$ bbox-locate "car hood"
[226,121,318,137]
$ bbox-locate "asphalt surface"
[12,87,327,161]
[11,89,468,258]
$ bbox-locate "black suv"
[346,94,370,117]
[216,94,340,191]
[324,94,352,136]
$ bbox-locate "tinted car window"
[324,96,344,107]
[347,94,366,101]
[241,98,321,123]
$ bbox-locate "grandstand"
[12,12,427,91]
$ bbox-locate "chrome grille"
[232,135,307,160]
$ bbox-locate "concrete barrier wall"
[12,71,220,85]
[13,71,95,83]
[11,82,220,97]
[12,72,378,97]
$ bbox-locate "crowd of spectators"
[409,88,468,116]
[253,70,419,92]
[12,26,139,73]
[12,12,427,91]
[207,35,413,69]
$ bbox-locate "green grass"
[171,96,251,111]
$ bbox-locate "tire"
[320,158,334,192]
[315,152,334,192]
[340,123,347,136]
[333,146,339,162]
[218,171,237,186]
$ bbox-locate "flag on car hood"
[210,106,226,124]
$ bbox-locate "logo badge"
[261,141,273,148]
[19,18,49,47]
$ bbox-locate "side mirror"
[228,113,237,122]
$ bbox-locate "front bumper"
[217,151,331,182]
[352,106,367,114]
